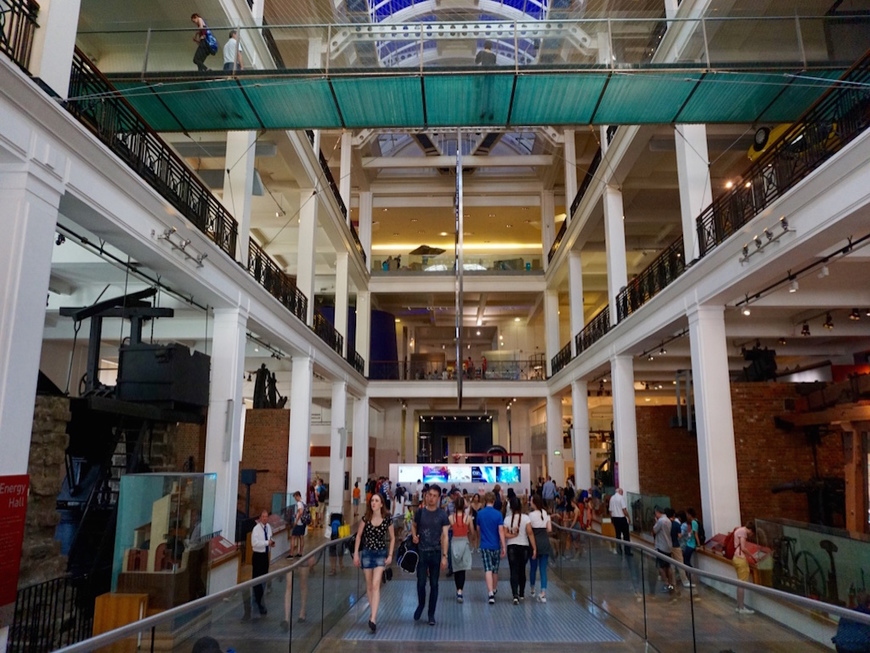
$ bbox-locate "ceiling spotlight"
[824,312,834,330]
[850,308,860,321]
[780,216,789,231]
[742,306,751,316]
[789,278,799,293]
[801,322,811,336]
[725,180,734,189]
[254,346,259,352]
[55,234,66,246]
[754,235,762,250]
[763,227,773,241]
[778,337,787,346]
[659,347,666,355]
[818,265,829,278]
[866,309,870,317]
[742,244,749,257]
[247,373,252,382]
[647,354,655,361]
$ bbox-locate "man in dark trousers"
[250,509,274,615]
[411,484,450,626]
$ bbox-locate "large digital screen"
[472,465,497,483]
[447,466,472,483]
[422,465,449,484]
[496,465,521,484]
[398,465,424,483]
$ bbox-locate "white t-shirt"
[528,509,551,530]
[223,37,242,66]
[504,512,531,547]
[609,492,628,517]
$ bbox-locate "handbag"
[338,524,350,538]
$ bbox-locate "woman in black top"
[353,493,395,633]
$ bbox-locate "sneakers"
[513,596,519,605]
[736,607,755,615]
[414,605,424,621]
[530,588,536,598]
[538,594,547,603]
[456,592,463,603]
[667,585,675,593]
[488,593,495,604]
[428,618,436,626]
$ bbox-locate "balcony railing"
[575,306,610,355]
[550,146,602,263]
[312,310,343,356]
[1,0,39,71]
[347,348,365,375]
[369,359,546,381]
[66,49,238,261]
[9,574,95,652]
[551,341,573,375]
[615,236,686,322]
[247,240,307,324]
[697,50,870,257]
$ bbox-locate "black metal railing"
[0,0,39,71]
[697,50,870,257]
[247,239,307,323]
[368,359,546,381]
[347,349,365,375]
[615,236,686,322]
[575,306,611,355]
[66,49,238,260]
[551,341,573,375]
[9,575,95,652]
[550,147,602,263]
[313,310,343,356]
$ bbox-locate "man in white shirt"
[250,509,274,616]
[223,29,243,72]
[608,488,631,555]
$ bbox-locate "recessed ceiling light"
[476,330,481,335]
[410,218,417,222]
[488,213,496,217]
[514,317,521,322]
[439,231,448,236]
[382,208,388,212]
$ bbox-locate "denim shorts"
[360,548,387,569]
[481,548,501,573]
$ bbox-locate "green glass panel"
[240,78,341,129]
[595,72,702,124]
[166,80,262,131]
[760,69,845,123]
[511,74,608,125]
[677,72,790,123]
[332,77,424,127]
[111,80,184,131]
[424,74,514,127]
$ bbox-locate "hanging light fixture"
[850,308,861,321]
[823,312,834,330]
[801,322,811,337]
[789,278,799,293]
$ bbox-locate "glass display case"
[626,492,671,535]
[112,473,216,610]
[755,518,870,606]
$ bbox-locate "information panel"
[0,475,29,630]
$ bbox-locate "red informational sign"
[0,475,29,610]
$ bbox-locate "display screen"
[496,465,520,484]
[447,466,472,483]
[472,465,496,483]
[398,465,423,483]
[422,465,449,484]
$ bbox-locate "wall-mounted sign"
[0,475,29,628]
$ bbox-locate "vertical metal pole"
[607,19,614,70]
[234,27,241,74]
[701,18,711,69]
[326,25,332,76]
[455,131,464,409]
[514,21,519,74]
[795,15,807,69]
[141,28,152,79]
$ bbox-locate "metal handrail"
[312,309,344,356]
[575,306,610,355]
[368,358,547,381]
[347,348,365,374]
[246,239,307,323]
[697,49,870,256]
[615,236,686,322]
[0,0,39,71]
[65,49,238,261]
[10,574,95,652]
[551,341,573,375]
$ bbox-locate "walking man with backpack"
[410,484,450,626]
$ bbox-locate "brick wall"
[637,382,845,528]
[239,409,290,516]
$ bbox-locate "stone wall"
[19,396,70,587]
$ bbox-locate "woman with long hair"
[353,493,395,633]
[504,495,532,604]
[449,494,473,602]
[528,494,552,602]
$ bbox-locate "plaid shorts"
[481,548,501,573]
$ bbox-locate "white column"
[355,290,371,375]
[568,249,584,356]
[222,131,257,266]
[339,132,352,219]
[571,380,591,489]
[328,380,348,517]
[675,125,712,262]
[251,0,264,24]
[297,191,317,325]
[0,166,64,475]
[335,252,349,357]
[597,32,612,154]
[358,190,373,266]
[564,129,577,211]
[664,0,679,21]
[28,0,82,98]
[610,355,639,493]
[540,189,555,271]
[204,307,247,537]
[308,37,323,69]
[603,186,627,327]
[287,356,313,497]
[351,395,370,490]
[544,289,560,377]
[688,305,741,535]
[546,395,565,486]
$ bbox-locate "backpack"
[204,28,218,55]
[330,517,341,539]
[696,519,707,547]
[396,535,418,573]
[724,528,738,560]
[300,503,312,526]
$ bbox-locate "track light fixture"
[742,306,751,316]
[739,216,794,264]
[789,278,799,293]
[801,322,811,337]
[823,312,834,330]
[850,309,861,321]
[818,265,829,278]
[55,234,66,246]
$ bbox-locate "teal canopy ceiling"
[106,66,846,132]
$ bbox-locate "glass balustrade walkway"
[74,16,870,132]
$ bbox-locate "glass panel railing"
[626,492,671,538]
[369,358,547,381]
[372,252,544,274]
[704,18,804,67]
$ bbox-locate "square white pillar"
[568,250,584,356]
[571,380,592,489]
[351,396,370,491]
[222,131,257,266]
[675,125,712,262]
[328,380,348,517]
[610,355,639,492]
[339,132,352,217]
[287,356,313,497]
[544,289,560,377]
[297,192,318,325]
[546,395,565,486]
[603,186,627,327]
[355,290,371,375]
[335,252,349,357]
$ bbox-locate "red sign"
[0,475,29,609]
